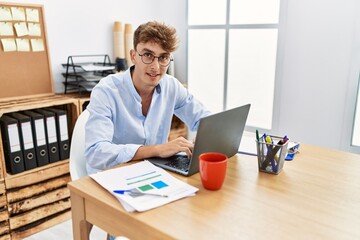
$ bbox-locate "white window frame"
[186,0,286,134]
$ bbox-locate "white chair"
[69,109,90,181]
[69,109,128,240]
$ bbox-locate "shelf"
[0,95,79,239]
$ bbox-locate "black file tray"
[62,54,115,94]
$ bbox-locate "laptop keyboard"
[165,155,190,172]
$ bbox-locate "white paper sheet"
[90,161,198,212]
[11,7,25,21]
[28,23,41,36]
[26,8,39,22]
[80,64,115,72]
[0,22,14,36]
[30,38,44,52]
[0,7,13,21]
[16,38,30,51]
[14,22,28,37]
[1,38,16,52]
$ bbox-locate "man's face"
[131,42,170,90]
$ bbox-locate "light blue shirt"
[85,66,211,174]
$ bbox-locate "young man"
[85,21,211,175]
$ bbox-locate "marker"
[256,130,260,141]
[281,135,288,143]
[264,135,277,172]
[265,135,273,144]
[113,190,169,198]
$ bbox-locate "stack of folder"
[0,107,70,175]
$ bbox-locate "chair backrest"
[69,109,90,180]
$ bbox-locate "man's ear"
[130,49,136,64]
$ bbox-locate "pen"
[113,190,169,198]
[256,129,260,141]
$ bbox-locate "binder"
[0,114,25,174]
[22,110,50,167]
[47,108,70,160]
[35,109,60,163]
[8,112,38,171]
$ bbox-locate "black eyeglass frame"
[136,50,173,67]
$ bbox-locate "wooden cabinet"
[0,95,78,239]
[0,180,10,239]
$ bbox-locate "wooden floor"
[23,219,107,240]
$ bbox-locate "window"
[352,74,360,146]
[187,0,280,129]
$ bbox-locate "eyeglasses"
[136,51,173,67]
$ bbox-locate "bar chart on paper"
[121,171,170,198]
[90,161,198,211]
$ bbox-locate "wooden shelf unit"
[0,2,82,238]
[0,95,79,239]
[0,180,10,239]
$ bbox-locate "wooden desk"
[68,144,360,239]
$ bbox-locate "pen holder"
[256,136,288,174]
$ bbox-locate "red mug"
[199,152,228,190]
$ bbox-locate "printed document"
[90,161,198,212]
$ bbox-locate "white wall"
[4,0,360,153]
[276,0,360,152]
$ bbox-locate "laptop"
[147,104,251,176]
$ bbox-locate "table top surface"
[68,143,360,239]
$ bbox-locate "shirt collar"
[128,65,162,95]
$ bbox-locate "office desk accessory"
[124,23,133,68]
[62,54,115,94]
[113,21,125,60]
[0,114,25,174]
[0,2,52,101]
[115,57,128,72]
[113,189,169,198]
[22,110,50,167]
[256,135,288,174]
[34,109,60,163]
[47,108,70,160]
[285,141,301,160]
[8,112,37,171]
[68,144,360,240]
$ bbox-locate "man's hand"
[155,136,194,158]
[132,136,194,161]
